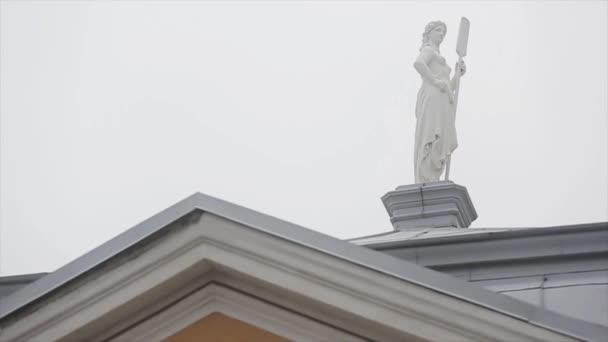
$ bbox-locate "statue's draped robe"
[414,48,458,183]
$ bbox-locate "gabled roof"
[0,193,606,341]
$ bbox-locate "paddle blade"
[456,17,470,57]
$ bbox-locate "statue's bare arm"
[414,47,437,83]
[414,47,450,93]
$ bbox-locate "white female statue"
[414,21,466,183]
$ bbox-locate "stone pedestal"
[381,181,477,230]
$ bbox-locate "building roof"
[349,222,608,248]
[0,273,48,300]
[0,192,606,341]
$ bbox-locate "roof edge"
[350,222,608,249]
[1,192,606,341]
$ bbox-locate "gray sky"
[1,1,606,276]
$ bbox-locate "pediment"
[164,312,287,342]
[0,193,601,341]
[112,281,367,342]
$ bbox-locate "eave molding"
[110,282,365,342]
[0,212,582,342]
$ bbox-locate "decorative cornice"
[0,213,587,342]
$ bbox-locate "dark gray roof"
[0,273,48,299]
[349,222,608,248]
[0,192,606,341]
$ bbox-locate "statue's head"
[421,21,447,50]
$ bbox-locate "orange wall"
[164,312,288,342]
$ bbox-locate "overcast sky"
[1,1,606,276]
